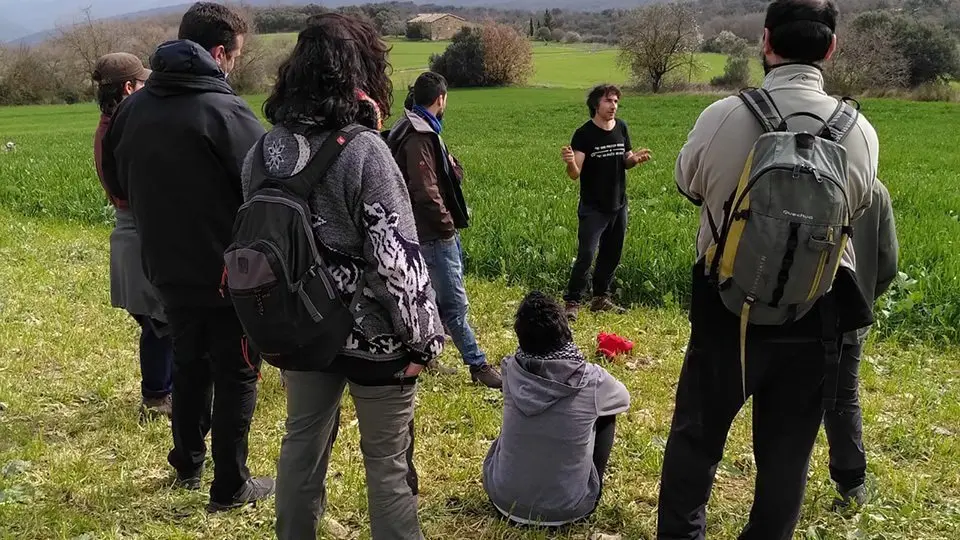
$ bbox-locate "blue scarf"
[412,105,442,134]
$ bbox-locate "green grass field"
[1,89,958,341]
[260,34,763,89]
[0,85,959,538]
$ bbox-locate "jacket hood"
[503,343,590,417]
[386,109,435,147]
[146,40,234,97]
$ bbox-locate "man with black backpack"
[657,1,880,538]
[101,3,273,512]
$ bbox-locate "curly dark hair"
[514,291,573,355]
[587,83,621,117]
[263,13,393,130]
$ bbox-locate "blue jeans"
[133,315,174,399]
[420,233,486,368]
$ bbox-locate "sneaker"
[565,301,580,321]
[470,364,503,389]
[427,358,458,376]
[831,483,869,512]
[174,467,203,491]
[590,295,626,314]
[206,477,275,513]
[141,394,173,419]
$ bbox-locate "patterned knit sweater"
[240,125,444,364]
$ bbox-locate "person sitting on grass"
[482,291,631,527]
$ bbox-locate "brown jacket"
[93,113,128,209]
[386,109,469,243]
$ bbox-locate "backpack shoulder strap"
[284,124,371,199]
[738,88,783,133]
[823,96,860,143]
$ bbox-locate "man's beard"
[762,55,772,75]
[436,109,444,122]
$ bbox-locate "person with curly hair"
[482,291,631,527]
[241,13,444,540]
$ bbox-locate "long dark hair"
[263,13,393,130]
[95,81,130,116]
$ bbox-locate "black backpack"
[222,124,369,371]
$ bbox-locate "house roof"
[407,13,466,24]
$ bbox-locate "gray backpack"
[705,89,859,394]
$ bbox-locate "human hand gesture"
[562,145,576,165]
[627,148,652,167]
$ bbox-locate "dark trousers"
[165,306,263,502]
[564,204,627,303]
[823,342,866,492]
[657,268,830,540]
[132,315,174,400]
[593,415,617,505]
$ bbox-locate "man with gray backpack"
[658,1,880,538]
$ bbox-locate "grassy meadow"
[0,43,959,539]
[259,35,764,90]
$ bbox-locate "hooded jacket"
[482,343,631,525]
[101,39,266,309]
[385,109,470,243]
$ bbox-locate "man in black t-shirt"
[561,84,651,320]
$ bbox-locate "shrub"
[912,81,959,102]
[535,26,552,42]
[711,55,752,89]
[702,30,748,56]
[550,28,566,43]
[429,27,486,87]
[406,21,425,40]
[430,23,533,88]
[481,23,534,86]
[561,31,582,44]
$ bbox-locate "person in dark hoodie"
[386,71,502,389]
[100,2,273,512]
[483,291,631,526]
[243,14,444,540]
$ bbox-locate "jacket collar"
[403,108,436,135]
[761,63,826,94]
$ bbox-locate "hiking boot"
[206,477,275,513]
[141,394,172,420]
[590,295,626,314]
[427,358,458,376]
[831,483,869,512]
[470,364,503,389]
[174,467,203,491]
[565,301,580,321]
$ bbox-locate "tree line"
[0,0,957,106]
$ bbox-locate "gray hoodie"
[482,343,631,525]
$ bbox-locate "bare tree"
[481,22,534,86]
[618,4,703,93]
[824,23,910,95]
